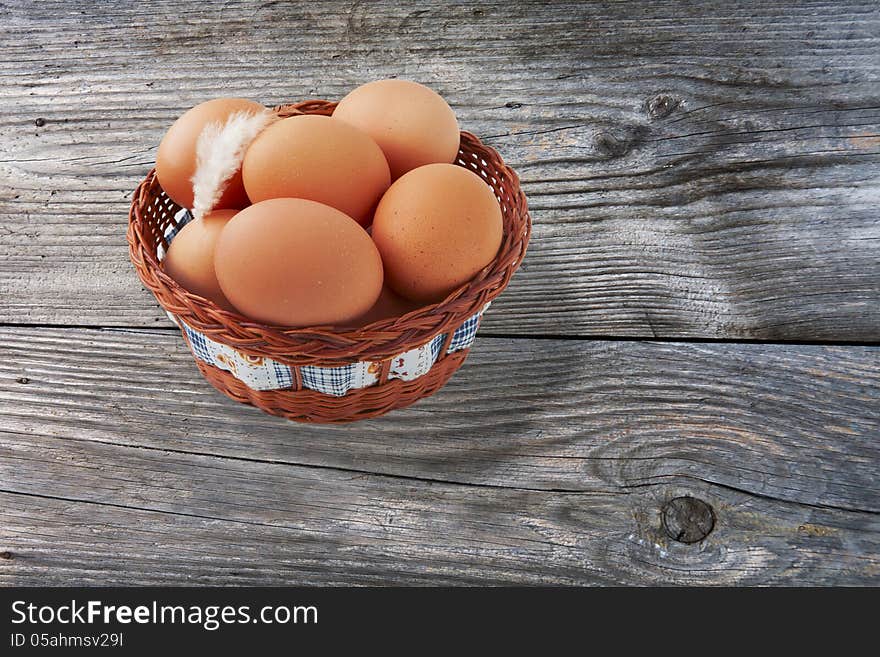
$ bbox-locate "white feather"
[190,109,276,220]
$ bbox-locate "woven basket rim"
[128,99,531,366]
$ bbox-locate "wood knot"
[662,496,715,544]
[34,118,46,127]
[594,131,631,158]
[646,94,679,119]
[505,101,522,109]
[798,523,835,537]
[16,377,30,384]
[0,551,13,560]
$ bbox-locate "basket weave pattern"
[128,100,530,422]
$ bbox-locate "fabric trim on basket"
[172,311,484,395]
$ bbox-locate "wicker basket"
[128,100,530,423]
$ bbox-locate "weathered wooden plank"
[1,327,877,515]
[1,455,878,586]
[1,0,879,338]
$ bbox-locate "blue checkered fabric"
[273,362,294,389]
[430,333,446,361]
[447,313,481,352]
[165,208,193,245]
[301,364,358,397]
[183,323,212,362]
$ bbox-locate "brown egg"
[241,115,390,226]
[214,198,383,327]
[372,163,503,303]
[162,209,238,311]
[333,79,460,180]
[156,98,264,210]
[344,284,421,328]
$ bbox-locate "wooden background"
[1,0,878,585]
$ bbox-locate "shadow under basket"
[127,100,531,423]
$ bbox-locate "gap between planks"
[2,321,880,347]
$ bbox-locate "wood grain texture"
[2,480,877,586]
[2,327,878,511]
[1,327,877,584]
[0,0,878,587]
[1,0,879,338]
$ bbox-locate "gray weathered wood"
[1,327,878,511]
[0,0,878,587]
[1,327,878,584]
[2,480,877,586]
[1,0,879,338]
